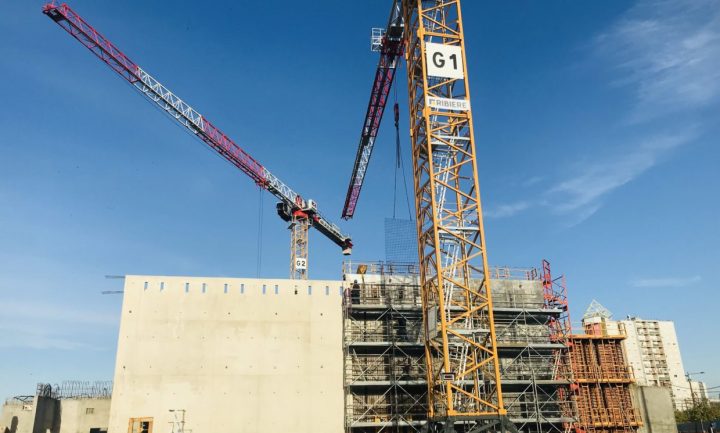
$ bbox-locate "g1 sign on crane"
[344,1,512,432]
[42,2,352,280]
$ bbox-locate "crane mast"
[403,0,507,429]
[42,2,352,279]
[346,0,510,430]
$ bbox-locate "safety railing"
[345,353,427,383]
[344,282,422,307]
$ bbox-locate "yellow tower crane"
[343,1,512,431]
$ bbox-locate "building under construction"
[342,261,574,433]
[569,322,642,433]
[0,263,682,433]
[0,2,684,433]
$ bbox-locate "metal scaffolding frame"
[343,261,576,433]
[569,326,642,433]
[493,260,574,433]
[344,278,428,433]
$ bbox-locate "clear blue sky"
[1,0,718,400]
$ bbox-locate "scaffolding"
[342,261,575,433]
[569,325,642,433]
[494,260,574,433]
[343,276,427,433]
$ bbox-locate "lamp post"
[686,372,705,433]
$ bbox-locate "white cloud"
[596,0,720,121]
[485,129,696,222]
[484,201,533,218]
[0,300,118,327]
[0,323,95,351]
[630,275,702,288]
[548,130,696,219]
[0,300,117,350]
[522,176,544,187]
[477,1,713,224]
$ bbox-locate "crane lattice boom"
[341,2,404,220]
[43,2,351,254]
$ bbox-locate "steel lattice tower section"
[290,215,310,280]
[402,0,508,431]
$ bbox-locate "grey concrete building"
[633,386,679,433]
[1,383,110,433]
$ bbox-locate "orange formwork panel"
[568,333,642,433]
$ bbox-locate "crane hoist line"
[42,2,352,279]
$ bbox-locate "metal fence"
[36,381,113,399]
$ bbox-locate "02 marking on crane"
[425,42,465,80]
[294,258,308,271]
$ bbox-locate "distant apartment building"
[582,301,704,410]
[692,380,709,401]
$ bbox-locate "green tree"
[675,401,720,423]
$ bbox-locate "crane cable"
[256,187,263,278]
[392,83,413,220]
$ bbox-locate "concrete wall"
[1,397,59,433]
[108,276,345,433]
[1,398,108,433]
[633,385,679,433]
[58,399,110,433]
[1,400,34,433]
[343,272,542,308]
[491,279,544,308]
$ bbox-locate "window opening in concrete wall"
[262,284,266,295]
[86,407,94,414]
[202,283,206,293]
[224,283,228,293]
[274,284,279,295]
[325,285,330,295]
[128,417,153,433]
[143,281,148,290]
[241,283,245,294]
[308,285,312,295]
[160,282,164,291]
[185,282,189,293]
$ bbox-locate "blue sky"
[1,0,718,400]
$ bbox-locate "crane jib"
[341,9,404,220]
[42,2,351,251]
